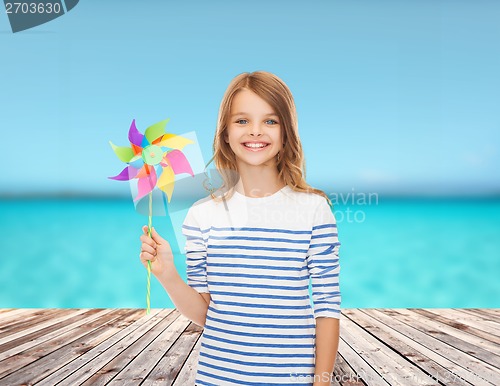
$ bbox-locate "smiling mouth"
[242,142,270,149]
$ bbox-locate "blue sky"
[1,0,499,196]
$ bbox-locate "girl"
[139,71,341,386]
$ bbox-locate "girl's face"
[224,88,282,169]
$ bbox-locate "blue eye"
[236,119,248,124]
[266,119,278,125]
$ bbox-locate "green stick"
[146,191,153,314]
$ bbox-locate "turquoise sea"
[0,197,499,309]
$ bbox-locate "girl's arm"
[314,317,340,386]
[306,199,342,384]
[157,262,211,327]
[141,202,211,328]
[176,204,212,327]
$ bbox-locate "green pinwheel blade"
[144,118,170,144]
[109,141,135,162]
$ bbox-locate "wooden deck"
[0,308,498,385]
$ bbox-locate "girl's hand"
[139,226,174,278]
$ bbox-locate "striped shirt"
[181,185,341,386]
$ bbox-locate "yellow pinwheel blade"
[157,165,176,203]
[157,133,194,150]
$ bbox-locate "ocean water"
[0,197,499,309]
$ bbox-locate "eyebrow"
[230,112,279,118]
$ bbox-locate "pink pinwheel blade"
[134,167,157,202]
[128,119,144,147]
[108,165,139,181]
[164,149,194,176]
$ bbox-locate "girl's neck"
[234,166,285,198]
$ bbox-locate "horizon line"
[1,191,499,200]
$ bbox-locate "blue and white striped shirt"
[182,185,341,386]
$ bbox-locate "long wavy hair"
[203,71,332,207]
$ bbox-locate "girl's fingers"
[150,227,165,245]
[140,248,156,264]
[140,252,155,262]
[141,243,156,255]
[140,234,157,248]
[140,226,159,265]
[140,251,157,266]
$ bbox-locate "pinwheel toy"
[109,118,196,314]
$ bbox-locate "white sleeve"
[182,206,209,293]
[306,198,341,319]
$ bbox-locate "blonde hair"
[204,71,332,207]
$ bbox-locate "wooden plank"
[440,309,500,338]
[0,308,112,362]
[108,314,194,385]
[337,324,390,386]
[53,309,175,385]
[471,309,500,320]
[330,360,343,386]
[390,309,500,369]
[457,308,495,320]
[345,309,471,386]
[0,308,74,338]
[0,309,131,384]
[341,310,436,385]
[79,309,181,386]
[334,352,366,386]
[0,308,40,323]
[0,308,94,351]
[172,330,202,386]
[136,318,201,385]
[0,309,114,377]
[364,309,497,386]
[459,309,500,324]
[35,308,164,386]
[411,308,500,345]
[0,309,104,352]
[0,308,497,386]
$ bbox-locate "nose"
[249,122,264,136]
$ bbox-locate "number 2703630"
[5,2,62,14]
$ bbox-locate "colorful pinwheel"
[109,118,195,202]
[109,118,195,314]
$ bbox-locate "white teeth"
[244,143,268,148]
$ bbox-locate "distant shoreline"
[1,192,499,200]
